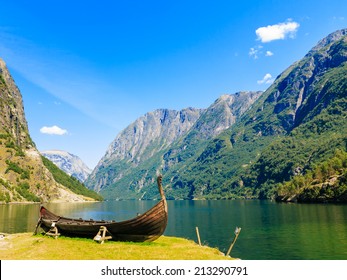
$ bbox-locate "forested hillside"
[169,29,347,201]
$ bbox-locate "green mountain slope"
[41,156,103,201]
[90,92,262,200]
[168,29,347,201]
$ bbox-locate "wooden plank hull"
[38,176,168,242]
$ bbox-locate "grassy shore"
[0,233,235,260]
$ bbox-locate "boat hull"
[37,176,168,242]
[39,199,168,242]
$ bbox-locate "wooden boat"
[35,175,168,242]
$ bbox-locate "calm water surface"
[1,200,346,260]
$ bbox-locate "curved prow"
[157,174,165,199]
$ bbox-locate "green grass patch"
[0,233,234,260]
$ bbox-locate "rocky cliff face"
[188,91,263,139]
[0,58,96,203]
[161,91,262,178]
[308,28,347,54]
[86,91,262,199]
[0,59,32,149]
[86,107,203,193]
[102,107,203,164]
[41,150,92,182]
[257,28,347,133]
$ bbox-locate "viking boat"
[35,175,168,242]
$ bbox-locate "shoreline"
[2,198,346,205]
[0,200,100,205]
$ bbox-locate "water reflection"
[0,203,40,234]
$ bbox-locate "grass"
[0,233,235,260]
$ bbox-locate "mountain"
[41,150,92,182]
[85,107,203,196]
[0,58,102,203]
[159,91,263,199]
[86,91,262,199]
[168,28,347,202]
[87,29,347,202]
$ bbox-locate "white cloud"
[256,20,300,43]
[257,73,274,85]
[249,45,264,59]
[249,47,259,59]
[40,125,68,135]
[249,46,274,59]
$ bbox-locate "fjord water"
[1,200,346,260]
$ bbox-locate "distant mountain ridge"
[85,91,263,199]
[86,107,203,193]
[102,107,203,164]
[41,150,92,182]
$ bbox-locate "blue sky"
[0,0,346,168]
